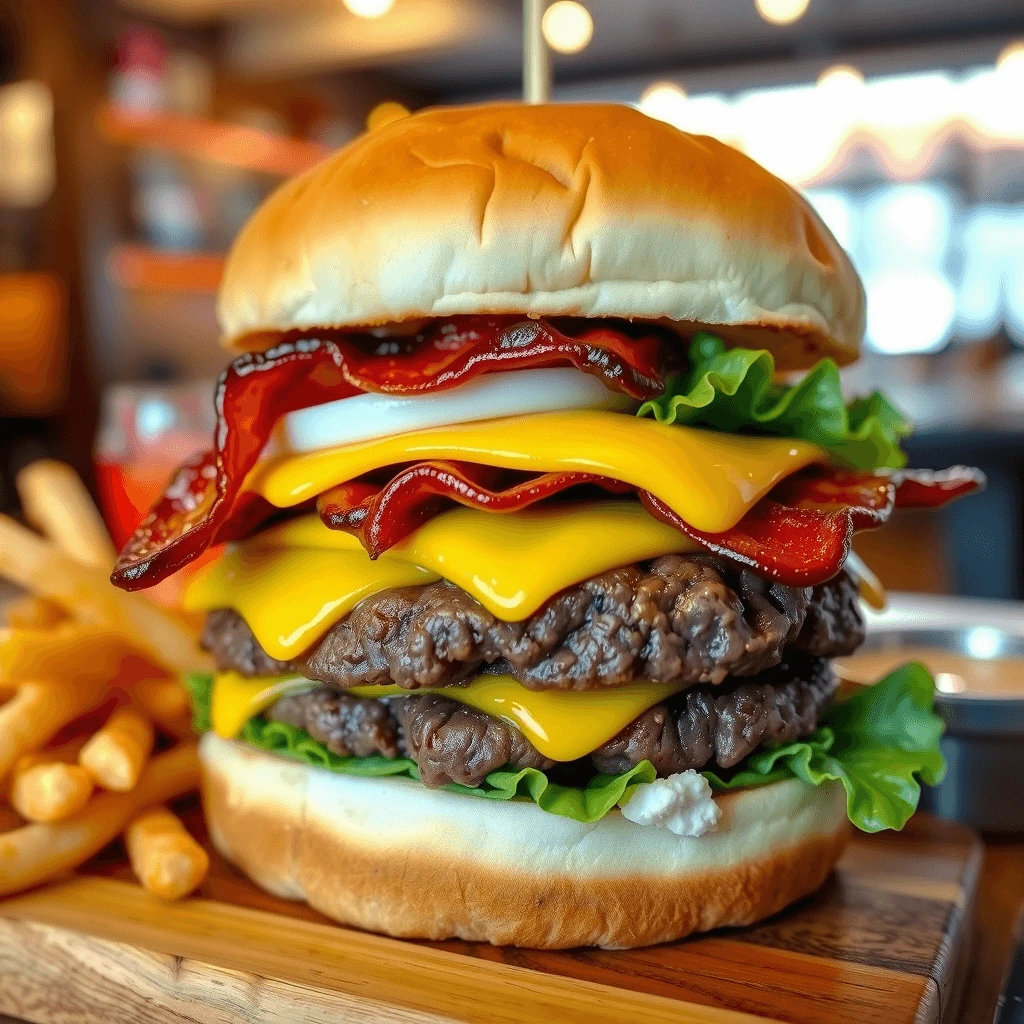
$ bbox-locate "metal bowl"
[858,622,1024,835]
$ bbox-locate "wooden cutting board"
[0,812,980,1024]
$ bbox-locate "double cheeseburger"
[113,103,981,949]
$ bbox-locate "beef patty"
[268,655,836,789]
[203,553,863,692]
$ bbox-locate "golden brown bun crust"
[218,103,864,370]
[200,734,850,949]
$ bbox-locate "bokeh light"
[342,0,395,19]
[542,2,594,55]
[638,81,687,126]
[817,64,864,91]
[755,0,810,27]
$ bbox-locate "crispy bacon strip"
[638,467,981,584]
[640,493,859,585]
[770,470,895,528]
[318,463,985,586]
[317,462,631,557]
[111,317,672,591]
[892,466,986,508]
[639,470,984,585]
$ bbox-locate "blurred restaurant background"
[0,0,1021,599]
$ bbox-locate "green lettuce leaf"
[701,662,945,832]
[185,662,944,832]
[638,333,910,470]
[185,671,213,734]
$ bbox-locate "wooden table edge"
[0,876,782,1024]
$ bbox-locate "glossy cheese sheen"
[246,411,824,533]
[211,671,313,740]
[185,501,702,661]
[210,670,681,762]
[184,547,439,660]
[258,501,701,618]
[366,675,683,762]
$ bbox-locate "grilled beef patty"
[267,655,836,789]
[203,553,863,691]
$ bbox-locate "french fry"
[79,709,154,792]
[9,738,94,821]
[0,677,108,782]
[125,805,209,899]
[0,742,199,897]
[0,735,90,804]
[5,595,68,630]
[16,459,117,570]
[132,677,189,720]
[131,678,194,741]
[0,515,205,673]
[10,761,94,823]
[0,623,129,690]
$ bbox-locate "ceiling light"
[817,64,864,91]
[542,1,593,55]
[343,0,394,19]
[639,81,687,126]
[755,0,810,26]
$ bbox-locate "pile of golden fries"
[0,460,208,900]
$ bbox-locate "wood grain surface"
[0,813,981,1024]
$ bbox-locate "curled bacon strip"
[319,462,985,587]
[111,317,672,591]
[642,466,983,584]
[891,466,987,508]
[639,490,864,586]
[318,462,632,556]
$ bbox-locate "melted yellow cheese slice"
[185,502,703,658]
[357,676,682,762]
[210,670,681,763]
[246,411,824,534]
[211,671,314,741]
[258,501,700,617]
[184,547,439,660]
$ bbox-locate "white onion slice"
[281,368,636,454]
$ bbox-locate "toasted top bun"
[218,103,864,370]
[201,733,850,949]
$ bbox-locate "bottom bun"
[199,733,850,949]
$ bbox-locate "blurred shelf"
[96,101,329,177]
[108,244,224,293]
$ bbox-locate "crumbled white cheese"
[620,770,721,837]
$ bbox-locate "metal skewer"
[523,0,551,103]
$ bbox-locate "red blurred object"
[110,26,168,114]
[94,456,174,553]
[114,26,166,76]
[96,383,216,603]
